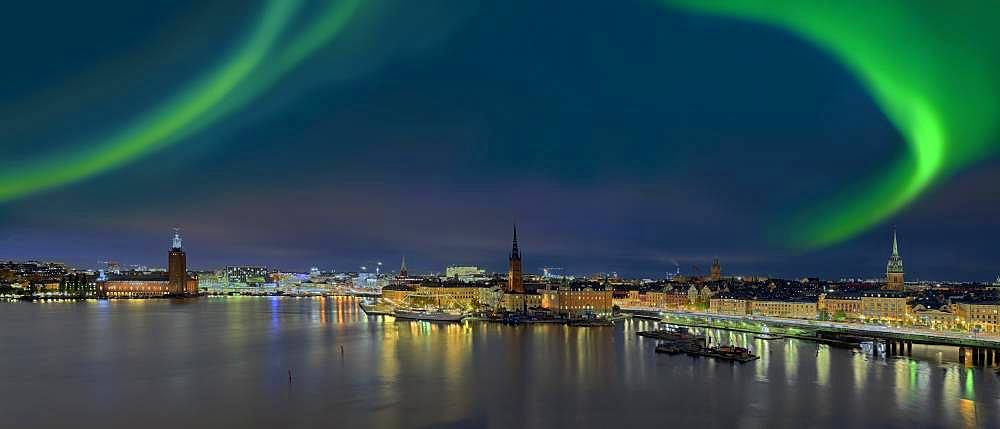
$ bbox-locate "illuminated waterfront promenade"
[621,306,1000,350]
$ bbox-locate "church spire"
[510,224,520,260]
[891,227,899,256]
[885,227,904,290]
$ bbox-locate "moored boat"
[753,333,784,341]
[393,307,466,322]
[359,300,394,316]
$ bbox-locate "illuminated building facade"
[819,294,863,321]
[97,229,197,298]
[912,306,957,329]
[749,299,818,319]
[225,266,268,285]
[861,291,910,322]
[502,292,542,311]
[709,297,750,316]
[381,284,415,303]
[100,278,173,298]
[954,302,1000,333]
[541,287,613,318]
[445,265,487,282]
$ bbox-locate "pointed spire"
[886,226,903,274]
[510,224,520,259]
[891,227,899,256]
[400,255,407,271]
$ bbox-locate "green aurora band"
[659,0,1000,248]
[4,1,999,249]
[0,0,361,202]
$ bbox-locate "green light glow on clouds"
[0,0,361,202]
[659,0,1000,247]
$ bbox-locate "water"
[1,296,997,428]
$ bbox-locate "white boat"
[393,307,466,322]
[359,299,394,315]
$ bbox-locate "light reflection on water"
[0,297,997,428]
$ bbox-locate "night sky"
[1,0,997,280]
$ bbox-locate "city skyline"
[2,225,995,284]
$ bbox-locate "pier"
[623,307,1000,365]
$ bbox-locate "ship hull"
[359,301,394,316]
[392,309,465,322]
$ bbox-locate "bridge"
[621,306,1000,366]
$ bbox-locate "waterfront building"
[382,284,415,303]
[476,285,502,308]
[59,273,97,297]
[709,257,722,281]
[99,275,173,298]
[912,305,958,330]
[98,229,197,298]
[501,291,542,311]
[749,299,818,320]
[861,291,910,323]
[885,228,905,291]
[643,289,665,307]
[954,301,1000,333]
[709,296,749,316]
[507,226,524,294]
[415,282,487,308]
[662,290,691,310]
[541,286,613,318]
[819,293,863,321]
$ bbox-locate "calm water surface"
[1,297,998,428]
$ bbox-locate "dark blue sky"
[0,0,997,280]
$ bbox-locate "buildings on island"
[97,229,197,298]
[611,228,1000,333]
[380,225,614,319]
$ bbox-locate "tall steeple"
[885,227,904,291]
[507,224,524,294]
[510,224,520,260]
[891,228,899,256]
[399,255,408,278]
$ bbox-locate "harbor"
[4,297,996,428]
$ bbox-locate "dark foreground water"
[1,297,997,428]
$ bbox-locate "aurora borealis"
[0,0,360,202]
[1,0,998,279]
[659,0,1000,248]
